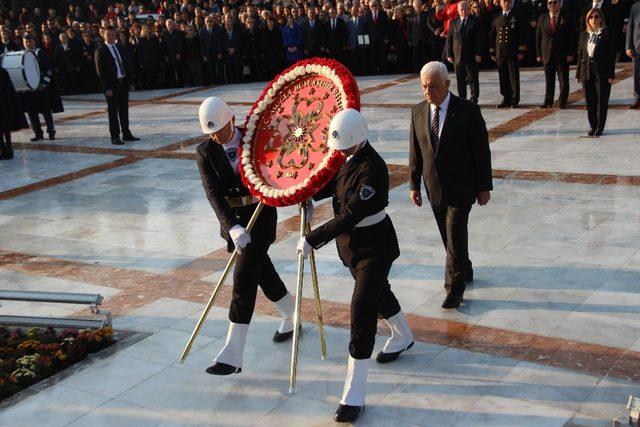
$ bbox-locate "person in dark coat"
[367,0,390,74]
[302,8,325,57]
[576,8,616,136]
[0,66,29,159]
[200,15,224,84]
[324,7,348,63]
[242,17,263,82]
[161,19,185,87]
[95,26,139,145]
[20,33,64,141]
[261,17,285,78]
[446,1,483,103]
[536,0,576,108]
[222,16,243,83]
[298,109,414,424]
[137,24,163,89]
[79,31,100,92]
[54,32,81,95]
[117,29,137,88]
[427,1,447,62]
[183,24,203,86]
[282,14,304,64]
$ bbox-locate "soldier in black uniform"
[195,97,295,376]
[490,0,528,107]
[297,109,414,424]
[0,66,29,159]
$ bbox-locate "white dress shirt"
[586,29,601,58]
[429,91,451,139]
[106,42,124,78]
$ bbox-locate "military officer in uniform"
[297,109,414,423]
[490,0,527,107]
[196,97,295,376]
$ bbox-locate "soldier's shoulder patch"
[358,184,375,201]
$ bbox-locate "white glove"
[298,200,314,225]
[229,225,251,253]
[296,236,312,259]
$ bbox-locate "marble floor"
[0,65,639,426]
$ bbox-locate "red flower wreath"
[239,58,360,207]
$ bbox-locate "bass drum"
[1,50,41,92]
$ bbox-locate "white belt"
[355,209,387,228]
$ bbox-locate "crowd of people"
[0,0,637,93]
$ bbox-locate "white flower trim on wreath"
[241,64,348,201]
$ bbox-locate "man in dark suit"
[200,14,224,84]
[626,0,640,109]
[95,26,139,145]
[302,8,324,57]
[195,97,294,376]
[222,16,243,84]
[409,62,493,309]
[536,0,576,108]
[161,19,184,87]
[490,0,528,107]
[324,7,348,62]
[446,1,483,103]
[367,0,389,74]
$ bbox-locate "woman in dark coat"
[0,67,29,159]
[261,17,285,79]
[183,24,203,86]
[117,29,137,87]
[137,24,163,89]
[242,17,264,82]
[281,15,303,65]
[576,8,616,137]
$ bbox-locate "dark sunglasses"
[547,1,558,4]
[588,15,601,19]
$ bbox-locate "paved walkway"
[0,67,639,426]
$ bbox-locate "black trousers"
[165,62,184,88]
[633,54,640,102]
[348,263,401,360]
[104,80,130,140]
[229,243,288,324]
[583,77,611,132]
[543,59,569,105]
[497,57,520,104]
[27,109,55,137]
[432,204,472,298]
[454,61,480,102]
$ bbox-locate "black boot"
[205,362,241,375]
[30,134,44,142]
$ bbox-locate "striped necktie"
[431,105,440,155]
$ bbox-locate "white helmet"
[199,96,234,134]
[327,108,369,151]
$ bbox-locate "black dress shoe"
[559,102,567,109]
[122,133,140,141]
[511,102,519,109]
[111,138,125,145]
[539,103,552,108]
[629,101,640,110]
[442,294,463,309]
[273,325,301,343]
[48,132,56,140]
[465,270,474,284]
[587,129,596,136]
[30,135,43,142]
[594,129,603,136]
[334,404,364,423]
[496,101,510,109]
[376,341,414,364]
[205,362,242,375]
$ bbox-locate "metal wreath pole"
[179,202,264,363]
[307,222,327,360]
[289,203,307,393]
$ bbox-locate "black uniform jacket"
[409,94,493,208]
[306,142,400,270]
[575,28,616,81]
[20,48,64,114]
[489,11,528,62]
[0,67,29,132]
[195,130,277,252]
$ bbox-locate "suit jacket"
[366,9,389,46]
[446,15,483,64]
[161,29,185,63]
[95,43,131,92]
[222,29,243,59]
[302,19,324,55]
[195,134,277,252]
[200,25,224,59]
[306,142,399,269]
[324,18,348,55]
[575,28,616,80]
[409,94,493,207]
[536,12,576,63]
[627,1,640,52]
